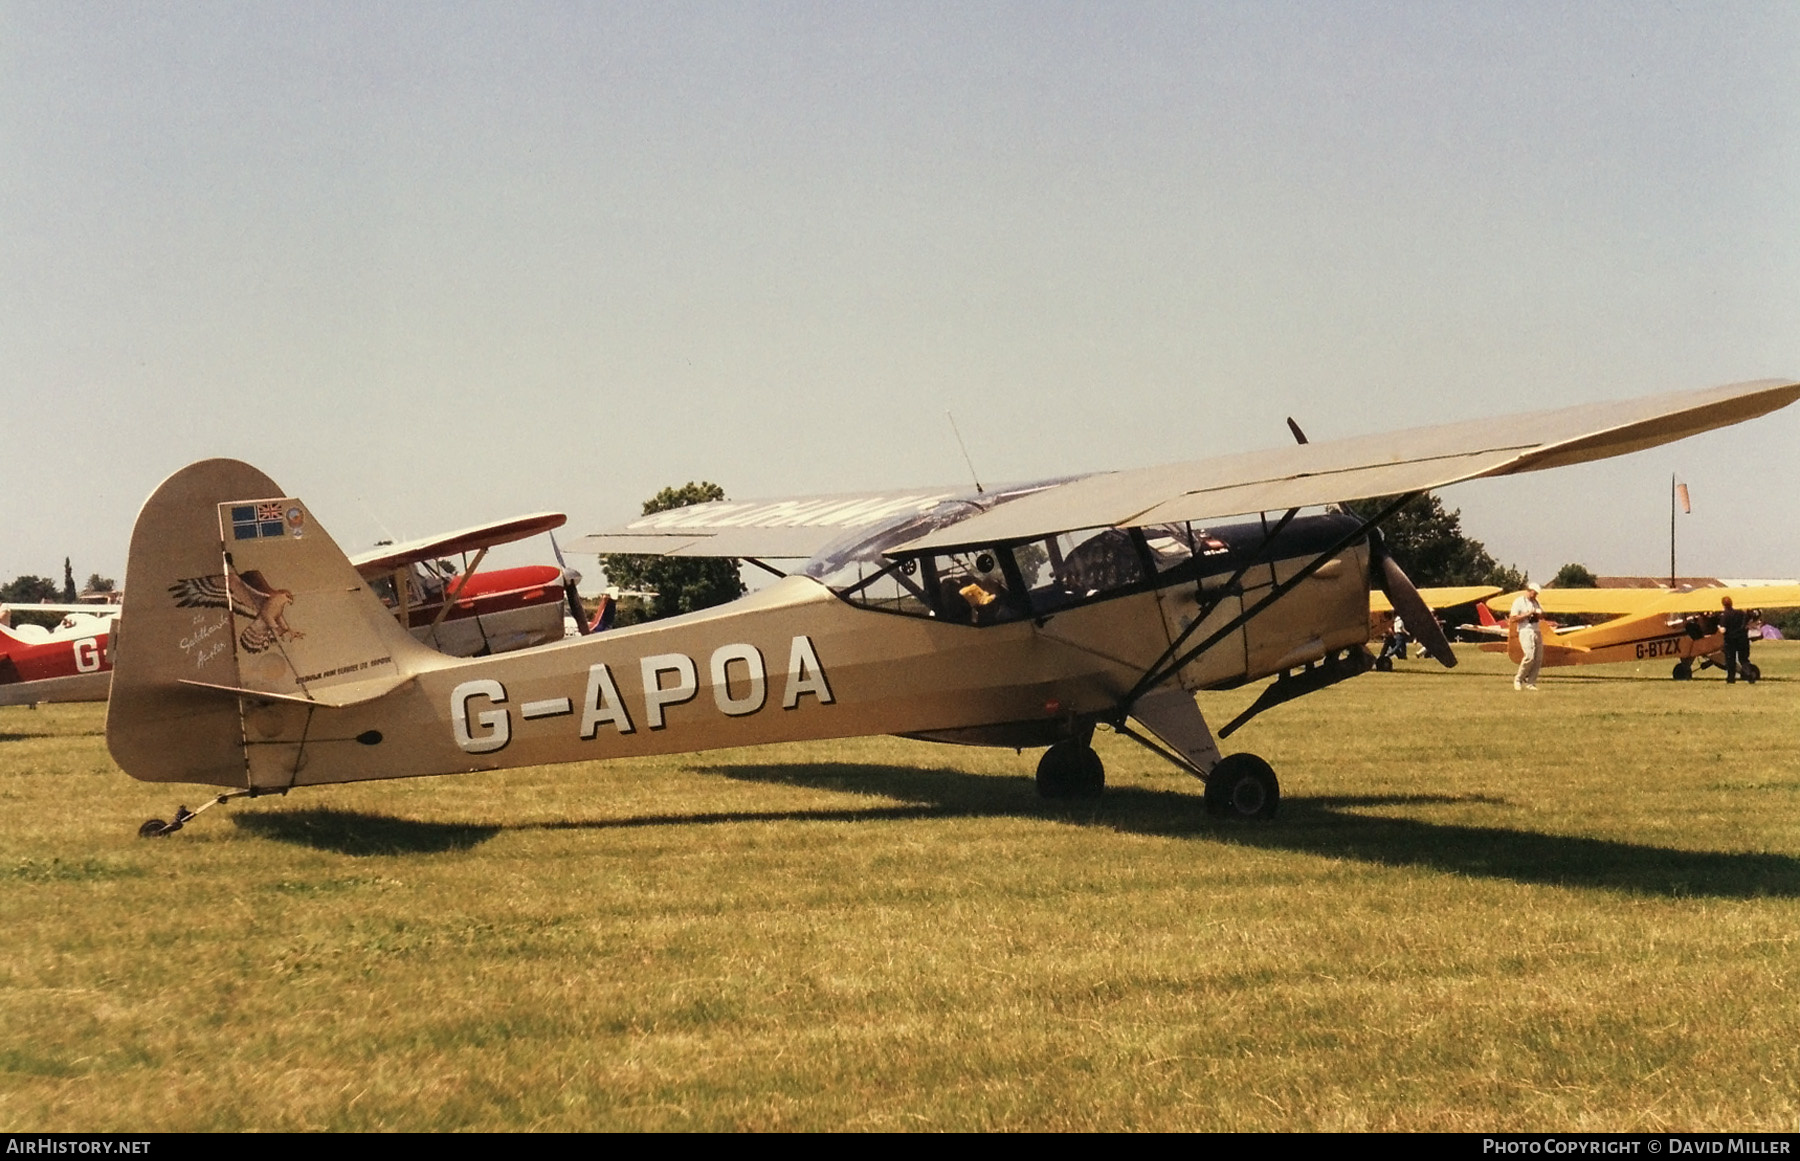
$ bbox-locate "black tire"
[1036,742,1105,799]
[1205,753,1280,820]
[138,819,169,838]
[1374,656,1394,673]
[1672,661,1693,681]
[1743,662,1760,684]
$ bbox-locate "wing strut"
[1122,492,1422,707]
[429,547,489,630]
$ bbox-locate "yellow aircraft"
[1368,585,1503,669]
[99,378,1798,835]
[1480,584,1800,681]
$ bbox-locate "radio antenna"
[356,495,399,547]
[946,412,985,494]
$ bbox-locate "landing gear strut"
[1204,753,1280,820]
[138,788,260,837]
[1036,740,1105,799]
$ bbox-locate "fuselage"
[1482,612,1730,668]
[225,512,1374,791]
[0,614,115,705]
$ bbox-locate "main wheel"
[1672,661,1693,681]
[1036,742,1105,799]
[1374,655,1394,673]
[1205,753,1280,820]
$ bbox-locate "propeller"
[548,531,589,636]
[1368,527,1457,668]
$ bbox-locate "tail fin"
[1476,602,1500,628]
[108,460,439,787]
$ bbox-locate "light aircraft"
[98,378,1798,836]
[0,605,119,706]
[346,512,585,656]
[1368,585,1502,665]
[0,517,584,708]
[1479,583,1800,681]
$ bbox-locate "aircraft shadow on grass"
[708,761,1800,901]
[228,762,1800,900]
[233,810,500,856]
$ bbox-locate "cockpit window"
[1140,524,1196,573]
[931,548,1027,625]
[1009,528,1146,615]
[805,484,1066,624]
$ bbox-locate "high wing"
[566,379,1798,563]
[895,378,1800,552]
[348,512,567,576]
[1370,585,1503,615]
[569,486,1022,561]
[1492,583,1800,619]
[1636,584,1800,615]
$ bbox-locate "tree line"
[0,563,116,629]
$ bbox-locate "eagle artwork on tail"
[168,570,302,654]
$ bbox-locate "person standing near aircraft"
[1719,594,1753,683]
[1509,583,1545,691]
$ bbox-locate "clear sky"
[4,2,1798,589]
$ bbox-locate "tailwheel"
[1036,741,1105,799]
[138,806,192,838]
[1205,753,1280,820]
[1672,661,1693,681]
[135,797,230,838]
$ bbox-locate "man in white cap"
[1508,583,1545,691]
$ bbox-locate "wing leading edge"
[571,486,1019,562]
[568,378,1798,562]
[894,378,1800,552]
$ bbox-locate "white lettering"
[521,697,573,720]
[452,679,510,754]
[72,637,103,673]
[710,643,766,716]
[580,663,634,737]
[782,635,834,709]
[641,653,698,729]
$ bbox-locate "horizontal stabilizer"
[179,671,412,708]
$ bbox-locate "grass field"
[2,645,1798,1131]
